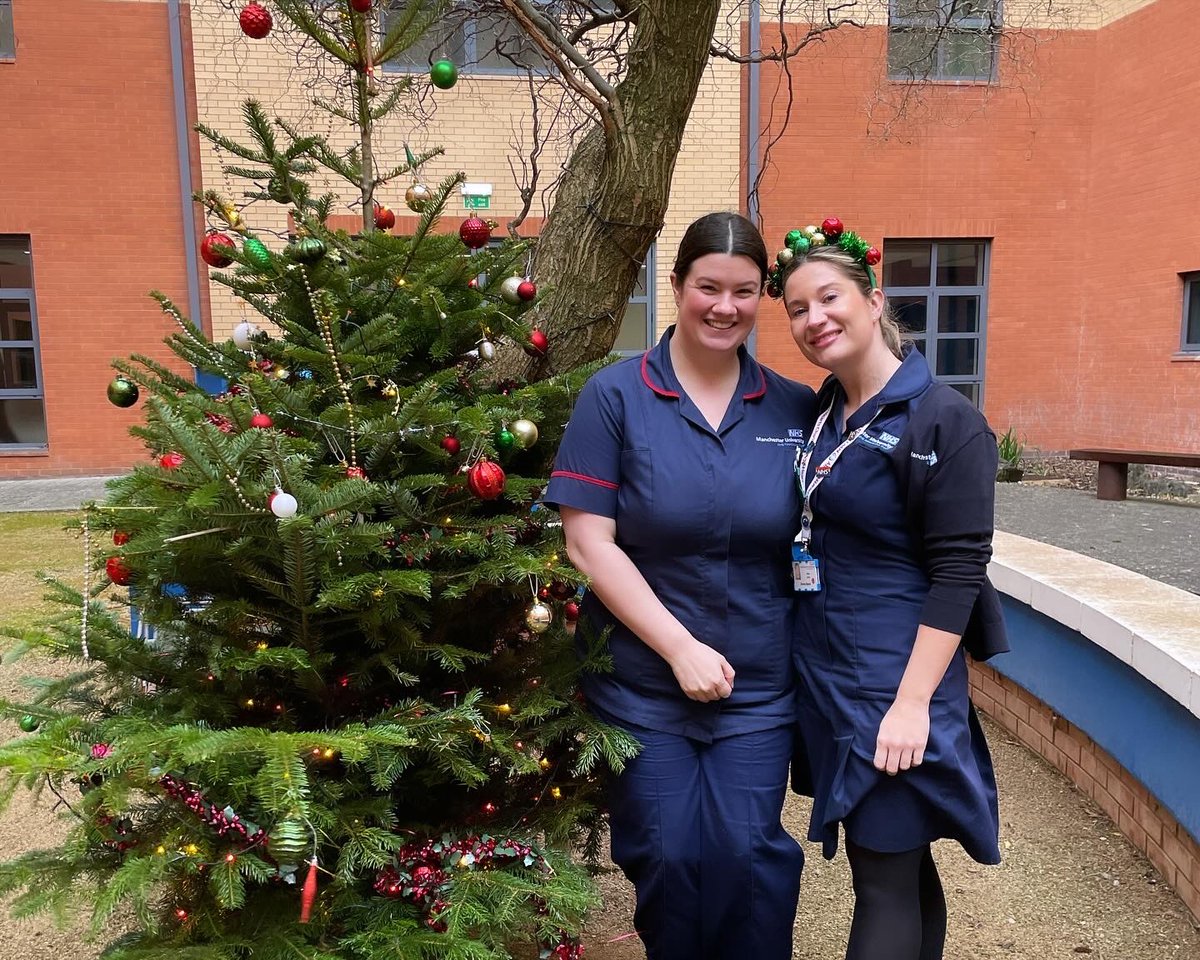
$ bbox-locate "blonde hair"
[781,244,907,360]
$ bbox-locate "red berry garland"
[239,3,273,39]
[459,216,491,249]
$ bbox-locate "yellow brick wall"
[189,0,743,343]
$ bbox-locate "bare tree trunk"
[520,0,723,375]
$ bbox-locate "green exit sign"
[464,195,491,210]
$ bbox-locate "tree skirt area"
[2,671,1197,960]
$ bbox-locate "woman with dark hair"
[773,221,1004,960]
[543,212,816,960]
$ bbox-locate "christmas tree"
[0,3,635,957]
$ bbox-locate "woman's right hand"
[666,640,735,702]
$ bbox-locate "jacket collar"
[815,343,933,432]
[640,325,767,401]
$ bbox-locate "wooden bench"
[1068,449,1200,501]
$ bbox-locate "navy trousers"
[606,723,803,960]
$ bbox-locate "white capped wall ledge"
[989,531,1200,719]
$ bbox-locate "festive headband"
[765,217,881,299]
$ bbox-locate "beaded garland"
[766,217,882,299]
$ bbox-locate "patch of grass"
[0,512,82,632]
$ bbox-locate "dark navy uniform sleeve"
[918,428,998,636]
[543,375,623,519]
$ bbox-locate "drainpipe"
[747,0,762,356]
[167,0,203,334]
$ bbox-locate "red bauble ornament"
[239,3,273,39]
[467,277,479,290]
[517,279,537,302]
[373,202,395,231]
[350,0,373,11]
[200,231,236,268]
[346,465,367,480]
[549,581,574,601]
[249,412,273,429]
[564,601,580,623]
[105,556,132,586]
[112,530,130,546]
[524,329,549,357]
[467,458,506,500]
[459,216,491,250]
[865,246,882,266]
[159,451,185,470]
[820,217,844,239]
[440,435,461,455]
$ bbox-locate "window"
[888,0,1000,82]
[612,245,656,356]
[0,1,15,60]
[0,236,47,447]
[1183,273,1200,353]
[883,239,989,407]
[383,1,551,75]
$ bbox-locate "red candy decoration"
[373,202,395,231]
[112,530,130,546]
[865,246,882,266]
[351,0,373,11]
[524,328,549,357]
[467,458,506,500]
[459,216,491,249]
[105,556,132,586]
[159,451,185,470]
[200,231,236,268]
[249,412,273,429]
[239,3,273,39]
[517,279,537,302]
[820,217,844,239]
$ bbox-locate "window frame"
[1182,271,1200,354]
[381,0,559,77]
[0,0,15,61]
[611,243,656,357]
[883,238,991,409]
[887,0,1002,84]
[0,235,49,449]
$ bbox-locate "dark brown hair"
[673,212,769,287]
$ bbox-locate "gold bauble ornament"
[405,183,431,212]
[525,601,553,634]
[510,418,539,449]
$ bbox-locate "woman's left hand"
[874,696,930,775]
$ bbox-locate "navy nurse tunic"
[544,327,817,740]
[792,348,1001,865]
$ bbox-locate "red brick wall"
[754,2,1200,453]
[971,662,1200,924]
[0,1,197,477]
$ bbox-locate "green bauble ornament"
[785,229,804,249]
[290,236,326,264]
[107,376,139,408]
[793,236,811,254]
[243,236,272,271]
[268,818,309,865]
[496,428,516,454]
[430,58,458,90]
[18,715,39,733]
[267,177,292,204]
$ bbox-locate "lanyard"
[794,401,881,549]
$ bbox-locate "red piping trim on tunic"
[742,363,767,400]
[640,351,680,397]
[551,470,619,490]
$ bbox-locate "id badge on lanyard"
[792,402,880,593]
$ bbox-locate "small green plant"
[997,427,1025,467]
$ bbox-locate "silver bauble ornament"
[525,601,553,634]
[478,339,497,361]
[510,418,539,449]
[232,322,260,350]
[500,276,524,305]
[269,489,298,519]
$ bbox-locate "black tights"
[845,840,947,960]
